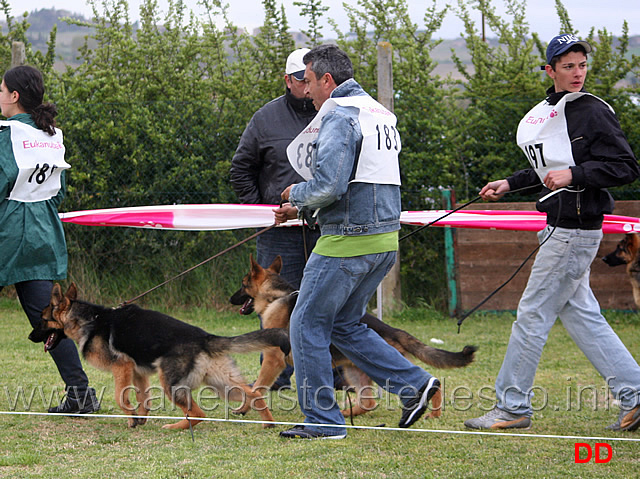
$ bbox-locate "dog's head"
[603,233,640,268]
[28,283,78,352]
[229,254,283,315]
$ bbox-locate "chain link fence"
[40,94,639,308]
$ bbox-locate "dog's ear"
[250,254,263,275]
[51,283,63,307]
[66,283,78,301]
[269,255,283,274]
[629,233,640,253]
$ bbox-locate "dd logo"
[574,443,612,463]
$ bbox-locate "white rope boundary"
[2,410,640,442]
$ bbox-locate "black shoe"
[279,425,346,440]
[398,377,440,428]
[48,387,100,415]
[271,380,292,391]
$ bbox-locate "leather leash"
[120,224,276,306]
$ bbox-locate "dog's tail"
[361,313,476,369]
[215,328,290,357]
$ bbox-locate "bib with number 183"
[287,95,401,185]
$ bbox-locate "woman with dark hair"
[0,65,99,414]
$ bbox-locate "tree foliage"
[0,0,638,307]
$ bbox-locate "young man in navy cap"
[464,34,640,431]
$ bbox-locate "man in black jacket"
[464,34,640,431]
[230,48,320,390]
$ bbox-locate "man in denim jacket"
[275,44,439,440]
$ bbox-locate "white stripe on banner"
[59,204,640,234]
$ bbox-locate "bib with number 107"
[2,120,68,203]
[287,95,401,185]
[516,92,613,183]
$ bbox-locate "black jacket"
[507,88,639,229]
[230,89,316,205]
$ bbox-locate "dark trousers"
[256,225,320,290]
[5,280,89,390]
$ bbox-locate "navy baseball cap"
[545,33,592,65]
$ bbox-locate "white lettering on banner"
[287,95,401,185]
[2,120,69,203]
[516,92,613,183]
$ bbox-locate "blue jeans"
[496,226,640,416]
[290,251,433,435]
[8,280,90,390]
[256,225,320,385]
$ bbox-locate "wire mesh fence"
[43,93,640,308]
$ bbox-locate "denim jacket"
[289,79,401,236]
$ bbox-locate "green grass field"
[0,297,638,478]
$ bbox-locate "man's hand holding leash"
[543,168,572,191]
[479,169,572,202]
[273,184,298,225]
[479,179,510,201]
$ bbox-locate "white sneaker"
[464,406,531,430]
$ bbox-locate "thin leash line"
[456,187,562,331]
[398,185,541,243]
[119,185,538,305]
[120,224,276,306]
[398,196,482,242]
[2,410,639,442]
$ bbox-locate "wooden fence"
[453,200,640,312]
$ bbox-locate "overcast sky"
[7,0,640,40]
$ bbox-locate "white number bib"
[2,121,68,203]
[516,92,613,182]
[287,95,401,185]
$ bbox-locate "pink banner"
[59,204,640,234]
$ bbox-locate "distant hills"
[6,7,640,80]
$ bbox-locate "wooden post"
[11,42,26,68]
[376,41,401,316]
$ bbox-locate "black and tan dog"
[603,232,640,308]
[29,283,290,429]
[230,255,477,419]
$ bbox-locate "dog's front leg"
[112,361,140,428]
[133,372,151,426]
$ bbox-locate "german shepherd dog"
[603,232,640,308]
[28,283,290,429]
[230,255,477,419]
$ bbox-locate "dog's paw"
[127,417,147,428]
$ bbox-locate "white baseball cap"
[285,48,310,80]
